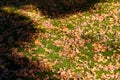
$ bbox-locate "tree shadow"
[0,0,105,18]
[0,0,106,79]
[0,10,58,80]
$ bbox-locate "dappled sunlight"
[0,0,120,80]
[0,9,58,79]
[1,6,43,25]
[0,0,105,18]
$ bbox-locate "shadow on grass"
[0,10,58,80]
[0,0,106,79]
[0,0,105,18]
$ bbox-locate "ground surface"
[0,0,120,80]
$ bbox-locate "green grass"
[1,0,120,79]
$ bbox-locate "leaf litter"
[0,0,120,80]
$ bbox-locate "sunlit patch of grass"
[46,52,76,71]
[102,50,114,56]
[54,60,71,70]
[80,49,95,60]
[1,0,120,79]
[1,6,19,13]
[51,20,62,27]
[96,70,110,78]
[34,47,45,54]
[114,68,120,73]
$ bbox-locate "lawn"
[0,0,120,80]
